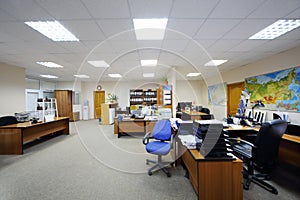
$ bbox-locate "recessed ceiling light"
[186,73,201,77]
[37,61,63,68]
[141,60,157,66]
[249,19,300,40]
[88,60,110,67]
[40,75,58,79]
[74,74,90,78]
[204,60,228,66]
[25,20,79,42]
[108,74,122,78]
[143,73,155,77]
[133,18,168,40]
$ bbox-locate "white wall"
[0,63,26,116]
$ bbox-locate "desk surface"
[182,111,208,116]
[0,117,69,129]
[224,125,300,144]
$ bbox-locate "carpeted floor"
[0,120,299,200]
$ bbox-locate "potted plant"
[107,93,118,103]
[161,76,168,85]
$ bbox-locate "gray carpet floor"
[0,120,299,200]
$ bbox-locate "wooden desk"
[224,125,300,168]
[181,111,208,120]
[181,148,243,200]
[0,117,69,154]
[114,118,157,138]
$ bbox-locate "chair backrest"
[0,116,18,126]
[152,120,172,141]
[253,119,288,168]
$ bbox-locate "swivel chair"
[143,120,173,177]
[230,119,288,194]
[0,116,18,126]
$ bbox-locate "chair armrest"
[170,134,174,148]
[142,131,151,145]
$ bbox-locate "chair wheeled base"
[146,155,171,177]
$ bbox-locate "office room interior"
[0,1,300,200]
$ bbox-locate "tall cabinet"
[54,90,79,122]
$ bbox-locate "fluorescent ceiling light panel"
[88,60,110,67]
[108,74,122,78]
[141,59,157,66]
[249,19,300,40]
[40,75,58,79]
[133,18,168,40]
[37,61,63,68]
[143,73,155,77]
[74,74,90,78]
[204,60,228,66]
[186,73,201,77]
[25,20,79,42]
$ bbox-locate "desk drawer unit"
[182,150,198,194]
[118,121,144,133]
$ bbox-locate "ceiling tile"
[170,0,219,18]
[167,19,205,38]
[247,0,300,18]
[36,0,92,20]
[128,0,173,18]
[96,19,134,38]
[194,19,240,39]
[83,0,130,18]
[209,0,266,18]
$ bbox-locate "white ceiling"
[0,0,300,82]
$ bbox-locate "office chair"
[143,120,173,177]
[230,119,288,194]
[0,116,18,126]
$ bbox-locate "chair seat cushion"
[146,141,171,155]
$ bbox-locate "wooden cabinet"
[101,103,117,125]
[94,91,105,119]
[157,85,172,111]
[54,90,78,122]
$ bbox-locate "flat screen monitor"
[273,113,282,120]
[178,102,192,110]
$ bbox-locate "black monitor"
[178,102,192,110]
[273,113,282,120]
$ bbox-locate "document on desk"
[229,124,244,129]
[178,135,198,149]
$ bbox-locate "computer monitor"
[273,113,282,120]
[177,102,192,111]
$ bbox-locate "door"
[94,91,105,119]
[26,90,39,111]
[227,82,244,117]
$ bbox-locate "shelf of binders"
[129,89,157,105]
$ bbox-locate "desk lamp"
[252,100,265,123]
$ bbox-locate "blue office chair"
[143,120,173,177]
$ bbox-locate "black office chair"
[0,116,18,126]
[230,119,288,194]
[200,107,210,114]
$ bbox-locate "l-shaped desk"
[0,117,69,154]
